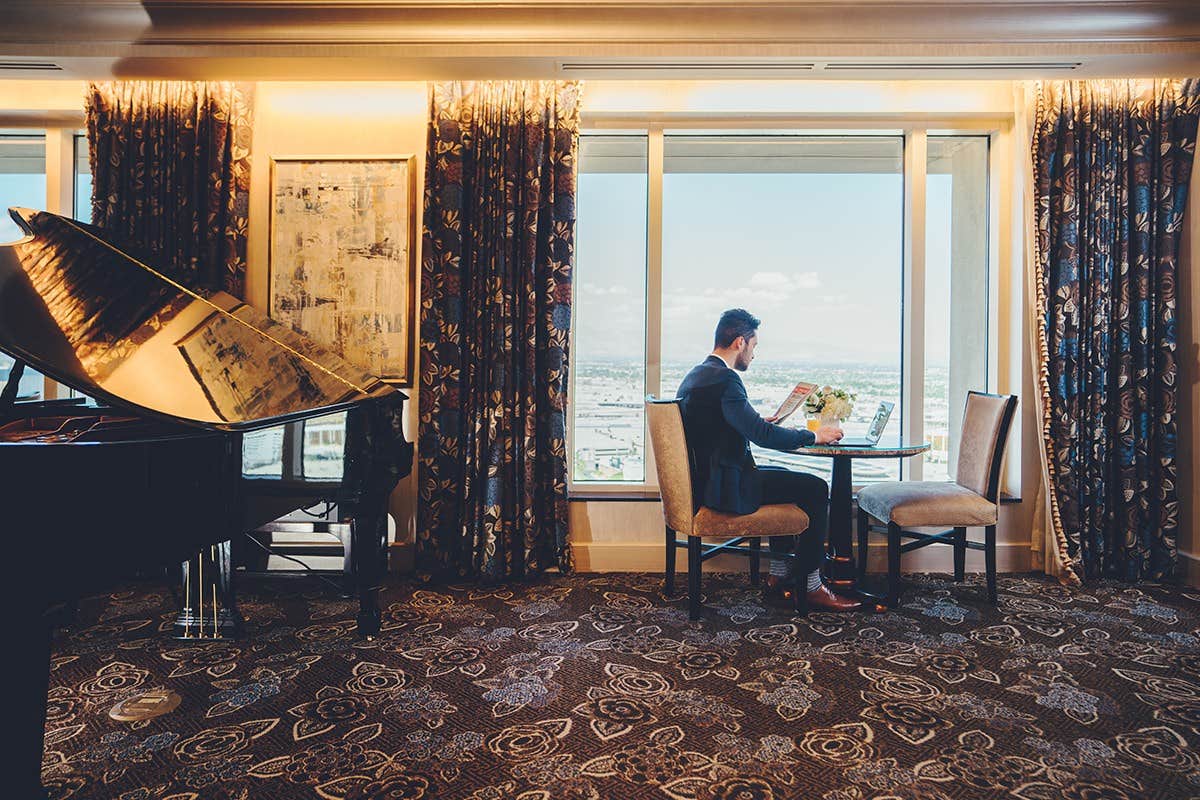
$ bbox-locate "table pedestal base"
[824,454,889,614]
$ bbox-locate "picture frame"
[268,155,417,386]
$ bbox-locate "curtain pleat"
[417,81,581,581]
[1031,79,1200,581]
[86,81,253,297]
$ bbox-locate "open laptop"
[837,401,895,447]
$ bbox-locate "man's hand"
[814,425,844,445]
[763,414,781,424]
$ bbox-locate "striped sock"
[807,570,822,592]
[769,559,788,578]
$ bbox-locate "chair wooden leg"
[953,526,967,582]
[985,524,997,603]
[749,537,762,586]
[688,535,702,620]
[664,526,677,596]
[857,506,870,580]
[887,521,902,607]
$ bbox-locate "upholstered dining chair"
[855,391,1017,606]
[645,398,811,620]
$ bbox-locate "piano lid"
[0,208,398,431]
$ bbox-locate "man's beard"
[735,353,751,371]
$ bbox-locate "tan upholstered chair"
[856,391,1017,605]
[646,398,810,620]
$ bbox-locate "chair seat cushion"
[857,481,997,527]
[693,503,809,539]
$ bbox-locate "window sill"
[569,489,660,502]
[569,489,1023,504]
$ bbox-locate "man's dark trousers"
[759,466,829,574]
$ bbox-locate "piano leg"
[213,540,244,637]
[348,496,388,638]
[339,525,355,597]
[17,613,51,799]
[165,561,183,608]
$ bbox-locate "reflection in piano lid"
[0,207,392,430]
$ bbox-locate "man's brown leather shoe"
[805,584,862,612]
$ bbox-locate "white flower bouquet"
[804,385,856,424]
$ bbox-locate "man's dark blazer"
[676,355,815,515]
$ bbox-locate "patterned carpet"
[41,572,1200,800]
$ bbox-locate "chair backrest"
[955,391,1018,502]
[645,398,695,535]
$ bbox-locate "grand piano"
[0,208,413,798]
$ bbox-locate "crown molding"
[3,1,1198,45]
[0,1,1197,79]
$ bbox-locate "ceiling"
[1,0,1198,80]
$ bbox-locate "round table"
[798,440,929,609]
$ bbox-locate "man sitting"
[675,308,860,612]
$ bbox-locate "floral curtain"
[86,81,253,297]
[417,81,581,581]
[1032,79,1200,582]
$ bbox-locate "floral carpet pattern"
[42,573,1200,800]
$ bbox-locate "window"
[241,411,347,480]
[73,133,91,222]
[925,136,990,482]
[660,135,903,484]
[569,127,995,490]
[571,136,648,482]
[243,426,286,477]
[0,131,44,241]
[302,411,347,480]
[0,131,47,401]
[0,129,94,404]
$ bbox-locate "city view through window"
[572,134,988,486]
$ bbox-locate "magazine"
[771,381,818,424]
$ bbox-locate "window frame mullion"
[643,125,665,490]
[42,127,75,401]
[902,128,928,481]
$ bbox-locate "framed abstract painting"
[268,155,417,385]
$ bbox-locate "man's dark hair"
[714,308,760,348]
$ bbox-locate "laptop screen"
[867,402,895,442]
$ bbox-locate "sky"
[0,159,91,242]
[573,149,962,369]
[0,172,46,242]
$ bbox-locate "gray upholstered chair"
[645,398,810,620]
[855,391,1017,606]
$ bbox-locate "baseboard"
[1181,550,1200,587]
[571,540,1033,574]
[389,539,1034,575]
[389,541,414,574]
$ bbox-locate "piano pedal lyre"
[173,541,244,639]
